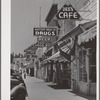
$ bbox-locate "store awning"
[43,52,68,63]
[47,51,60,60]
[78,25,96,45]
[54,20,96,44]
[42,47,70,64]
[26,62,34,69]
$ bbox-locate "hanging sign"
[58,37,72,50]
[37,36,52,43]
[33,28,57,36]
[56,4,81,19]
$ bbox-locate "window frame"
[79,48,87,82]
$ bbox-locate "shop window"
[89,49,96,82]
[79,51,82,66]
[60,62,71,80]
[79,50,87,82]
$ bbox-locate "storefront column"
[45,64,48,80]
[76,46,79,91]
[53,63,56,83]
[56,60,60,85]
[50,61,53,81]
[86,48,90,95]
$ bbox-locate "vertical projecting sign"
[56,4,81,19]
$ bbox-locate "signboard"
[37,36,52,43]
[56,4,81,19]
[58,37,72,50]
[33,28,57,36]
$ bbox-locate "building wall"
[36,48,43,58]
[42,0,97,94]
[58,20,76,39]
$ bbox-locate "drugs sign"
[34,28,56,36]
[56,4,81,19]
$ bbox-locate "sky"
[11,0,76,54]
[11,0,53,54]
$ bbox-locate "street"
[23,76,96,100]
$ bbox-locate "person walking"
[24,73,26,79]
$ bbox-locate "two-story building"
[41,0,97,96]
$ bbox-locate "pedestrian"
[24,73,26,79]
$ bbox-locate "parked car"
[11,83,27,100]
[11,75,26,89]
[10,70,27,100]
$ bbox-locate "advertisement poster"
[1,0,99,100]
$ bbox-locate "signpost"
[56,4,81,19]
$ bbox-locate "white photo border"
[1,0,99,100]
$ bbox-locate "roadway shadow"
[68,91,96,100]
[48,85,71,90]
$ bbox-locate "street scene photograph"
[10,0,97,100]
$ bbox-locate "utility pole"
[53,0,55,4]
[37,7,41,47]
[39,7,41,27]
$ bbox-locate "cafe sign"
[33,28,57,36]
[56,4,81,19]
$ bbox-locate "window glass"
[79,50,87,82]
[83,50,86,65]
[89,49,96,82]
[79,51,82,66]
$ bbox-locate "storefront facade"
[42,20,96,95]
[78,25,96,96]
[71,24,96,96]
[40,0,97,97]
[41,61,53,82]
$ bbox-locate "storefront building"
[41,47,53,81]
[42,3,76,86]
[71,24,96,96]
[40,0,97,96]
[70,0,97,96]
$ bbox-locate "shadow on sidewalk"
[48,85,71,90]
[68,91,96,100]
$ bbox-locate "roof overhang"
[78,25,96,45]
[54,20,96,45]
